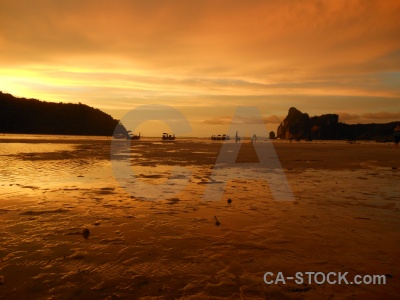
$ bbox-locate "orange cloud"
[362,111,400,120]
[0,0,399,136]
[1,1,399,73]
[201,114,282,125]
[339,111,400,123]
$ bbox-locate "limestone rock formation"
[277,107,398,141]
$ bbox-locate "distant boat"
[113,133,128,139]
[162,133,175,140]
[211,134,230,141]
[130,132,141,140]
[114,131,140,140]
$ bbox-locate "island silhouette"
[0,92,127,136]
[1,92,398,141]
[277,107,398,142]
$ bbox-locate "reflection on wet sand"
[0,135,399,299]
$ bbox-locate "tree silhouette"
[0,92,128,136]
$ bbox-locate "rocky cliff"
[277,107,398,141]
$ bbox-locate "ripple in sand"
[19,209,70,216]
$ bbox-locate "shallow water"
[0,135,399,299]
[0,137,111,200]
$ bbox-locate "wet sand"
[0,137,399,299]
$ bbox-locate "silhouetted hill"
[0,92,127,136]
[277,107,399,141]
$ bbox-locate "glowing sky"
[1,0,399,136]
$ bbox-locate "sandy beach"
[0,135,399,299]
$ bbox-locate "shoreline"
[0,132,396,142]
[0,137,399,299]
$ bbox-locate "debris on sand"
[214,216,220,226]
[82,228,90,239]
[68,251,88,259]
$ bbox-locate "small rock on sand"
[68,251,88,259]
[82,228,90,239]
[227,198,232,204]
[0,275,5,284]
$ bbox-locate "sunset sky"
[1,0,399,136]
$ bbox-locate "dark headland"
[277,107,399,141]
[1,92,398,140]
[0,92,127,136]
